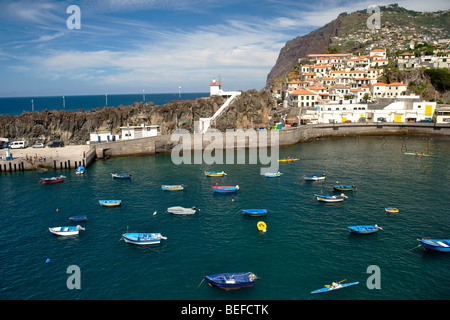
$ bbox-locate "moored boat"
[49,225,84,236]
[69,215,87,222]
[111,173,131,179]
[99,200,122,207]
[333,184,355,191]
[314,193,347,202]
[418,238,450,252]
[161,184,186,191]
[348,225,382,234]
[40,175,66,184]
[167,206,200,215]
[204,272,259,290]
[264,172,282,177]
[122,233,167,245]
[205,171,227,177]
[278,158,299,162]
[311,280,359,294]
[385,207,399,213]
[212,185,239,193]
[75,166,85,175]
[303,174,326,181]
[241,209,267,217]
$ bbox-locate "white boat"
[167,206,200,215]
[49,225,85,236]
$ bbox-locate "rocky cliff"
[0,90,276,145]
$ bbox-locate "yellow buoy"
[257,221,267,232]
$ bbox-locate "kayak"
[311,281,359,294]
[404,152,432,157]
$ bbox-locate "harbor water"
[0,135,449,300]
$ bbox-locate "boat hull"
[278,158,299,162]
[212,186,239,193]
[161,185,184,191]
[122,233,166,245]
[112,174,131,179]
[204,272,257,290]
[311,282,359,294]
[242,209,267,217]
[333,185,354,191]
[41,176,65,184]
[264,172,282,177]
[348,225,379,234]
[314,194,345,202]
[69,215,87,222]
[49,226,82,236]
[205,171,226,177]
[75,166,85,174]
[385,208,399,213]
[167,206,197,215]
[418,239,450,252]
[303,174,326,181]
[99,200,121,207]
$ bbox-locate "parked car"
[32,141,45,148]
[48,140,64,148]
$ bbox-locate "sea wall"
[94,122,450,158]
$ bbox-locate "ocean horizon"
[0,92,209,116]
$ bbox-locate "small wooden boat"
[204,272,259,290]
[69,215,87,222]
[40,175,66,184]
[348,225,382,234]
[278,158,299,162]
[161,184,186,191]
[111,173,131,179]
[99,200,122,207]
[122,233,167,245]
[167,206,200,215]
[303,174,326,181]
[205,171,227,177]
[241,209,267,217]
[49,225,85,236]
[264,172,282,177]
[418,238,450,252]
[311,280,359,294]
[314,193,347,202]
[75,166,85,175]
[333,184,355,191]
[385,207,399,213]
[212,185,239,193]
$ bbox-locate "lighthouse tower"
[210,77,222,96]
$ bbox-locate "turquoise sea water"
[0,135,449,301]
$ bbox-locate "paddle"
[325,279,346,288]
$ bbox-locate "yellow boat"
[278,158,300,162]
[205,171,226,177]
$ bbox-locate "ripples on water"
[0,136,449,300]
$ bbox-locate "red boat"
[40,175,66,184]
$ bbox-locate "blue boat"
[314,194,347,202]
[75,166,85,174]
[311,281,359,294]
[303,174,326,181]
[111,173,131,179]
[241,209,267,217]
[348,225,382,234]
[333,184,355,191]
[212,185,239,193]
[204,272,259,290]
[99,200,122,207]
[69,215,87,222]
[418,238,450,252]
[122,233,167,245]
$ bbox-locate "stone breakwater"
[2,122,449,173]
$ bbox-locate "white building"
[89,131,120,144]
[120,124,159,140]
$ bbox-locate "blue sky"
[0,0,448,97]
